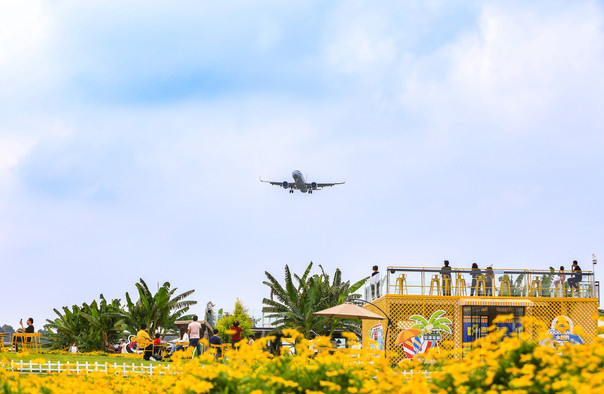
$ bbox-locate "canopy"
[313,303,385,320]
[458,298,534,307]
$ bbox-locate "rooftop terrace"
[364,266,599,301]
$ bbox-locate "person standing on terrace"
[485,266,495,296]
[470,263,480,296]
[567,260,582,296]
[441,260,452,296]
[370,265,380,298]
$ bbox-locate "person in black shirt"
[209,328,222,360]
[470,263,481,296]
[13,318,34,351]
[567,260,582,296]
[440,260,452,296]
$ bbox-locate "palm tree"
[45,304,89,350]
[409,310,452,335]
[44,295,126,351]
[80,295,127,348]
[262,262,368,338]
[119,279,197,337]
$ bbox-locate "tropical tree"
[81,295,127,348]
[119,279,196,337]
[262,262,368,338]
[215,299,253,344]
[44,295,126,351]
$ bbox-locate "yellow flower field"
[1,320,603,393]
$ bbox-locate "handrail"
[365,266,597,300]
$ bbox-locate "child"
[209,328,222,360]
[231,320,243,348]
[150,333,163,361]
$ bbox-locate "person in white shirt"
[69,342,78,353]
[119,339,128,354]
[169,328,189,353]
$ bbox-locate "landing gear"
[308,190,313,194]
[289,189,294,193]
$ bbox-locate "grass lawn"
[1,351,162,366]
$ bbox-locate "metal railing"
[364,266,596,300]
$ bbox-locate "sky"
[1,0,603,329]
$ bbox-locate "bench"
[12,333,42,353]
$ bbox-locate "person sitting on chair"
[552,266,565,296]
[13,318,34,352]
[567,260,582,296]
[137,324,161,361]
[209,328,222,360]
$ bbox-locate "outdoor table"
[0,333,8,351]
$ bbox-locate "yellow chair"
[137,339,168,359]
[499,278,511,297]
[0,333,8,352]
[455,274,467,296]
[553,281,565,297]
[472,276,486,296]
[429,275,441,295]
[210,344,226,360]
[442,277,452,296]
[394,274,408,295]
[529,278,542,297]
[12,333,41,353]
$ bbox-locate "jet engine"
[311,182,317,189]
[282,181,289,188]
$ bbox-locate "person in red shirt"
[231,320,243,348]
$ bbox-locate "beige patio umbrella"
[313,303,385,320]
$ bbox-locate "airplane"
[260,169,345,194]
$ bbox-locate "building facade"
[362,266,598,365]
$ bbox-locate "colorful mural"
[546,315,583,346]
[394,310,452,359]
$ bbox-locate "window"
[462,306,524,350]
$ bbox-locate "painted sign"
[546,315,583,346]
[394,310,452,359]
[368,323,384,350]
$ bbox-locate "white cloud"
[401,2,604,145]
[0,1,60,103]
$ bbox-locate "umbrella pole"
[350,298,393,358]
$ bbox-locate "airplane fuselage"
[292,170,308,193]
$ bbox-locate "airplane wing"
[260,178,298,189]
[316,182,345,188]
[308,181,346,189]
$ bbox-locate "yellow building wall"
[362,295,598,365]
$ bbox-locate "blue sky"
[1,0,603,328]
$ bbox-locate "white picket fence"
[7,359,430,379]
[8,360,175,375]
